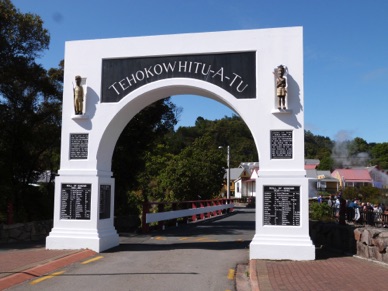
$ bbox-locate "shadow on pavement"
[0,240,46,251]
[107,209,254,253]
[315,247,354,260]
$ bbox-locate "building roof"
[305,159,320,170]
[332,168,372,182]
[306,169,317,178]
[316,170,339,182]
[224,168,244,180]
[237,160,322,180]
[240,161,320,171]
[239,162,259,171]
[316,170,331,178]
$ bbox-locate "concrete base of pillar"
[250,234,315,260]
[46,226,119,253]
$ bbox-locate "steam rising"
[331,130,370,168]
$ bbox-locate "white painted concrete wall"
[46,27,315,260]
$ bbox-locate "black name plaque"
[263,185,300,226]
[99,185,111,220]
[60,184,91,220]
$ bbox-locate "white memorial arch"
[46,27,315,260]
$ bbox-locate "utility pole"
[227,145,230,199]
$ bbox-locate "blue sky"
[12,0,388,143]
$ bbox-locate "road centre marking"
[196,237,208,241]
[227,268,235,280]
[81,255,104,264]
[30,271,65,285]
[195,237,218,242]
[154,236,167,241]
[152,236,218,242]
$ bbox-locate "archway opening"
[110,93,258,232]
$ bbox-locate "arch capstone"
[46,27,315,260]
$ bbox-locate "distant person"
[346,200,355,222]
[338,195,346,225]
[327,196,332,207]
[354,200,361,223]
[366,202,374,226]
[334,196,340,217]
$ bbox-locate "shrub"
[309,201,333,222]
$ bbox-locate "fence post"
[228,198,234,213]
[216,199,222,215]
[142,202,150,233]
[199,200,205,220]
[211,200,216,217]
[7,201,14,225]
[158,203,165,230]
[206,200,211,218]
[192,201,197,221]
[172,202,178,226]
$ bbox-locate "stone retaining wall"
[0,215,141,244]
[354,227,388,264]
[0,220,53,243]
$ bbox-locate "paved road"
[9,207,255,291]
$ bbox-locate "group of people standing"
[323,194,386,226]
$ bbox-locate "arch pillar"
[46,173,119,252]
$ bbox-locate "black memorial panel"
[270,130,293,159]
[99,185,111,220]
[60,184,91,220]
[69,133,89,159]
[263,185,300,226]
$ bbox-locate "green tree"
[115,114,257,212]
[304,130,333,160]
[347,137,371,167]
[343,185,380,204]
[0,0,49,66]
[304,130,318,158]
[212,116,258,165]
[174,115,258,166]
[309,202,333,222]
[349,137,370,154]
[112,99,178,216]
[316,156,334,171]
[370,143,388,169]
[0,0,62,222]
[158,135,225,201]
